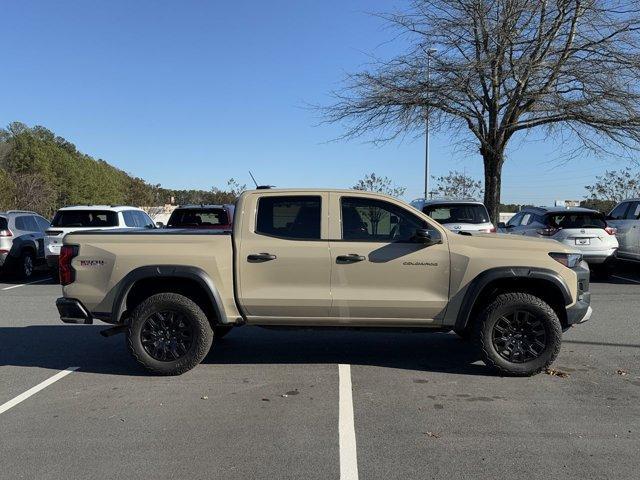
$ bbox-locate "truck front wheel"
[474,292,562,376]
[127,293,213,375]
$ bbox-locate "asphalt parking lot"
[1,267,639,480]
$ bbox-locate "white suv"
[45,206,155,270]
[411,198,496,233]
[499,206,618,276]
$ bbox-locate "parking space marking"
[1,277,53,291]
[612,275,640,285]
[0,367,78,415]
[339,364,359,480]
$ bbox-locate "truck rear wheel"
[474,292,562,376]
[127,293,213,375]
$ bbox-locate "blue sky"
[1,0,633,204]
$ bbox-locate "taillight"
[0,229,13,237]
[537,227,559,236]
[59,245,79,286]
[605,226,617,235]
[479,227,497,233]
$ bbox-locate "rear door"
[328,193,450,324]
[607,202,635,258]
[237,193,332,322]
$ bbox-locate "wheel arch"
[112,265,228,328]
[455,267,571,332]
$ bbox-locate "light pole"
[424,48,437,201]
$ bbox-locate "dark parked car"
[0,210,51,278]
[166,204,234,230]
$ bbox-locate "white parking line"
[0,367,78,415]
[1,277,52,291]
[339,364,359,480]
[612,275,640,285]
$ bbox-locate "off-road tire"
[214,325,233,339]
[474,292,562,376]
[127,293,213,375]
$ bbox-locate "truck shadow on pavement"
[0,324,492,376]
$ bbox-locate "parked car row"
[0,204,236,279]
[2,195,638,281]
[411,196,640,279]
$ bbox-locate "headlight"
[549,252,583,268]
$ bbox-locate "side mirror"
[497,222,506,229]
[414,228,441,245]
[155,222,164,228]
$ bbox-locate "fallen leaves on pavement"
[545,368,570,378]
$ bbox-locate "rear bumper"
[56,297,93,324]
[582,251,617,264]
[566,263,591,325]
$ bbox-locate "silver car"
[410,199,496,233]
[499,206,618,275]
[0,210,51,278]
[606,199,640,261]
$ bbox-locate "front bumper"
[566,263,591,325]
[56,297,93,324]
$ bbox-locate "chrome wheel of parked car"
[21,251,34,279]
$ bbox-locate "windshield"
[52,210,118,227]
[545,212,606,229]
[423,203,490,224]
[167,208,230,228]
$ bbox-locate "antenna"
[249,171,259,188]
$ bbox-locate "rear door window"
[256,196,321,240]
[624,202,640,220]
[52,210,118,227]
[423,203,489,224]
[608,202,630,220]
[167,208,229,227]
[14,216,35,231]
[35,216,51,231]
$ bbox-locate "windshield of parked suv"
[51,210,118,227]
[545,212,607,229]
[423,203,490,224]
[167,208,230,228]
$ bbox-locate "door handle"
[247,253,277,262]
[336,254,365,264]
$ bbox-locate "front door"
[328,194,450,324]
[237,193,332,322]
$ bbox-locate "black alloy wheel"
[491,310,548,363]
[140,310,194,362]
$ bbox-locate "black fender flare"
[111,265,228,325]
[9,235,39,259]
[454,267,572,331]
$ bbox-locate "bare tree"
[323,0,640,222]
[430,170,483,198]
[352,172,406,197]
[12,172,56,215]
[585,167,640,202]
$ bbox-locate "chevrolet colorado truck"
[56,189,592,376]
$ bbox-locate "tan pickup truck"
[56,188,592,376]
